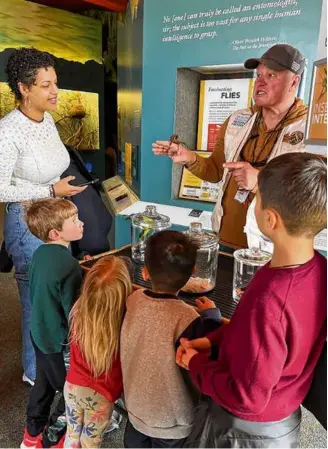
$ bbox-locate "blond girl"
[64,256,132,448]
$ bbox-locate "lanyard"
[240,102,296,167]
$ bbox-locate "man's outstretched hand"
[152,140,197,166]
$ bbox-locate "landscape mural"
[0,0,103,151]
[0,83,100,150]
[0,0,102,64]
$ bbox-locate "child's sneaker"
[50,433,66,448]
[42,423,66,448]
[20,428,43,448]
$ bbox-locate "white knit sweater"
[0,109,70,202]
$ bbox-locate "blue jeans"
[4,202,43,380]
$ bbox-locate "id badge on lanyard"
[234,189,251,204]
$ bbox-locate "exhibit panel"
[115,0,325,249]
[140,0,322,208]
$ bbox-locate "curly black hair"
[5,47,55,101]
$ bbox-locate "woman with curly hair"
[0,47,86,386]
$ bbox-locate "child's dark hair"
[145,230,198,292]
[5,47,55,101]
[258,153,327,237]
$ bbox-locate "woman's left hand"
[54,176,88,197]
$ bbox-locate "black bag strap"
[0,241,13,273]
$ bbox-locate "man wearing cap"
[153,44,307,250]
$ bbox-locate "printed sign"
[124,142,133,184]
[179,151,219,202]
[305,58,327,146]
[197,78,253,151]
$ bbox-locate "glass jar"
[232,247,271,304]
[131,205,171,263]
[181,222,219,294]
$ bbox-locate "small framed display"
[102,175,139,215]
[305,58,327,146]
[178,151,219,203]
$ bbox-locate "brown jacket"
[188,99,308,249]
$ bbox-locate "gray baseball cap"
[244,44,305,75]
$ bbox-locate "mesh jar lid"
[186,222,218,249]
[131,205,170,230]
[233,247,271,266]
